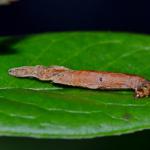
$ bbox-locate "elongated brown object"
[8,65,150,98]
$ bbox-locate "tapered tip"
[8,66,33,77]
[8,68,16,76]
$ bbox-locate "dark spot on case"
[52,72,64,77]
[52,72,59,76]
[99,77,103,82]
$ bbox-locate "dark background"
[0,0,150,35]
[0,0,150,149]
[1,130,150,150]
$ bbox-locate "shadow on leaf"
[0,36,27,55]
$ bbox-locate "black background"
[0,0,150,149]
[0,130,150,150]
[0,0,150,35]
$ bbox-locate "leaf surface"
[0,32,150,138]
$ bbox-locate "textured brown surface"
[8,65,150,98]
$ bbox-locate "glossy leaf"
[0,32,150,139]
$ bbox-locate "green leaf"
[0,32,150,139]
